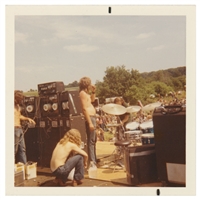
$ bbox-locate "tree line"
[64,65,186,106]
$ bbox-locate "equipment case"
[124,144,158,185]
[153,105,186,186]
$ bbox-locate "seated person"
[50,129,88,186]
[114,97,130,127]
[114,97,131,140]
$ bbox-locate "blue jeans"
[53,154,84,183]
[15,127,27,164]
[85,116,97,164]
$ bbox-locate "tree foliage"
[62,65,186,105]
[95,65,186,105]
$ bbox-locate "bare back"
[50,141,87,172]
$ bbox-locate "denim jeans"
[85,116,97,164]
[52,154,84,183]
[15,127,27,164]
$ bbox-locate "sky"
[15,15,186,91]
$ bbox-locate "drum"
[126,121,140,130]
[124,130,142,144]
[141,133,154,145]
[140,120,154,133]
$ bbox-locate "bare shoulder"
[67,141,78,149]
[79,90,88,101]
[79,90,86,97]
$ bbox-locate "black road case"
[124,144,158,185]
[153,105,186,186]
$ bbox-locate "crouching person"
[50,129,88,186]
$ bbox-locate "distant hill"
[140,66,186,79]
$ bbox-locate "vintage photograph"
[5,5,196,196]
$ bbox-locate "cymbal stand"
[102,117,127,171]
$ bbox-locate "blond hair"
[59,129,82,146]
[79,77,91,91]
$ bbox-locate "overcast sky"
[15,15,186,91]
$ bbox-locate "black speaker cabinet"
[68,115,87,152]
[37,116,87,167]
[22,96,40,118]
[60,90,83,117]
[124,144,158,185]
[153,105,186,186]
[40,94,61,117]
[38,81,65,96]
[38,127,62,167]
[24,127,40,163]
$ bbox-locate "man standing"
[14,90,36,164]
[79,77,97,164]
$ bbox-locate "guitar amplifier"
[38,81,65,96]
[21,96,40,118]
[40,94,61,117]
[124,144,158,185]
[60,90,83,117]
[153,105,186,186]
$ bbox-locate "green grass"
[23,91,38,96]
[103,131,114,141]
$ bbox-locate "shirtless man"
[79,77,97,164]
[50,129,88,186]
[14,90,35,164]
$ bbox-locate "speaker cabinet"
[153,105,186,186]
[124,144,158,185]
[40,94,61,117]
[69,115,87,151]
[60,90,83,117]
[22,96,40,119]
[24,127,40,163]
[38,127,62,167]
[37,115,87,167]
[38,81,65,96]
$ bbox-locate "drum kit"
[102,101,161,146]
[99,102,160,170]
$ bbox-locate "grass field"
[23,87,79,96]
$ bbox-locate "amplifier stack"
[22,81,87,167]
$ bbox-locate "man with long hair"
[14,90,35,164]
[79,77,97,164]
[50,129,88,186]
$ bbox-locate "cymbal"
[126,105,141,113]
[142,102,162,112]
[102,103,127,115]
